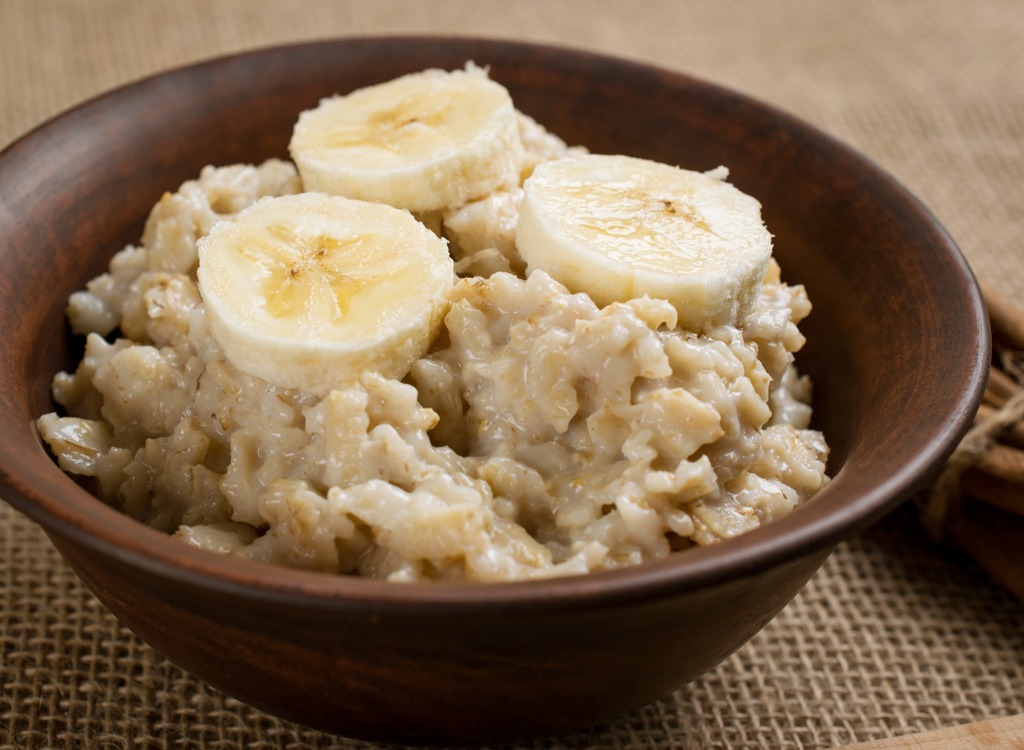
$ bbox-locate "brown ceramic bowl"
[0,38,988,745]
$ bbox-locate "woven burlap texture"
[2,1,1023,748]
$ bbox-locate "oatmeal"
[38,69,828,582]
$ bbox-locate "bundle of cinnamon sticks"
[924,281,1024,601]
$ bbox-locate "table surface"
[1,2,1022,748]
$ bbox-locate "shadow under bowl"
[0,38,988,745]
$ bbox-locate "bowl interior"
[0,37,987,604]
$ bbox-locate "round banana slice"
[289,65,524,212]
[516,154,773,331]
[197,193,454,394]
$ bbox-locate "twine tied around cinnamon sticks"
[924,384,1024,538]
[920,281,1024,600]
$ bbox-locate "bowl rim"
[0,35,990,615]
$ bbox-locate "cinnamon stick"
[932,279,1024,601]
[974,403,1024,449]
[983,384,1006,408]
[946,499,1024,600]
[975,443,1024,485]
[985,364,1021,404]
[964,411,1024,518]
[962,467,1024,519]
[981,279,1024,352]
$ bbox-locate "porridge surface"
[38,97,828,583]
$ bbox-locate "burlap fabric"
[1,2,1022,748]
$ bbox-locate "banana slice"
[289,65,523,212]
[516,154,773,331]
[197,193,454,394]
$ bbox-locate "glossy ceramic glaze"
[0,38,988,744]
